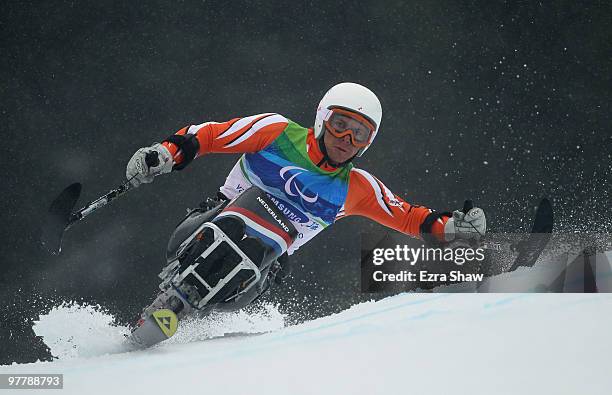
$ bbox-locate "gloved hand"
[444,206,486,242]
[125,143,174,187]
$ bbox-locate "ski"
[127,309,179,349]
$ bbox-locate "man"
[126,82,486,260]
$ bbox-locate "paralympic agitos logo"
[279,166,319,203]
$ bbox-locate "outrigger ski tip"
[507,197,554,271]
[40,182,82,255]
[41,174,138,255]
[531,198,554,234]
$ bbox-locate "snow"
[2,293,612,394]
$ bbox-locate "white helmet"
[314,82,382,157]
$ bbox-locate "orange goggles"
[324,108,376,148]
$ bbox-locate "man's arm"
[126,113,287,186]
[337,168,450,241]
[162,113,288,168]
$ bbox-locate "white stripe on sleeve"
[224,114,287,148]
[215,113,275,140]
[352,168,393,217]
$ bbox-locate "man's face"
[323,128,361,164]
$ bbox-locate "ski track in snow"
[2,293,612,395]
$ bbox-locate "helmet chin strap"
[317,133,357,168]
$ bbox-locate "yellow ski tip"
[151,309,178,338]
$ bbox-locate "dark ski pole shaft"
[67,179,134,227]
[41,151,160,255]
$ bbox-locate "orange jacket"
[162,114,448,242]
